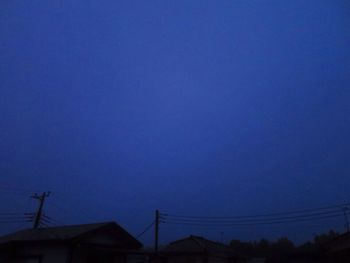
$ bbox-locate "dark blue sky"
[1,0,350,245]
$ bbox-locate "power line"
[0,213,32,220]
[162,210,348,224]
[0,189,31,196]
[136,221,155,238]
[0,219,32,224]
[42,214,64,226]
[161,202,350,220]
[163,212,349,227]
[0,185,42,195]
[47,201,81,225]
[39,221,51,228]
[41,216,57,227]
[160,202,350,228]
[0,213,27,215]
[0,191,66,228]
[0,184,43,192]
[50,196,91,220]
[0,216,30,220]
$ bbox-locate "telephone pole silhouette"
[31,192,50,229]
[155,209,160,254]
[342,207,350,232]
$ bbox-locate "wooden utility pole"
[155,209,160,254]
[31,192,50,229]
[342,207,350,232]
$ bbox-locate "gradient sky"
[1,0,350,246]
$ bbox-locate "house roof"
[323,231,350,252]
[163,235,244,258]
[0,222,142,249]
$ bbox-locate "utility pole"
[155,209,160,255]
[342,207,350,232]
[31,192,50,229]
[220,231,224,243]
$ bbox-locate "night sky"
[1,0,350,246]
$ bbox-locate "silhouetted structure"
[323,231,350,262]
[160,235,247,263]
[0,222,143,263]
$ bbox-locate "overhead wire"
[160,202,350,227]
[162,210,348,223]
[42,214,64,226]
[41,217,56,227]
[161,202,350,219]
[163,214,348,227]
[50,196,91,220]
[136,221,155,238]
[0,185,42,196]
[0,212,32,221]
[0,187,79,227]
[0,212,27,215]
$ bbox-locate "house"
[0,221,144,263]
[323,231,350,263]
[160,235,247,263]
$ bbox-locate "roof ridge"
[168,235,194,245]
[0,221,142,249]
[0,222,116,243]
[39,221,115,229]
[190,236,208,251]
[2,221,115,234]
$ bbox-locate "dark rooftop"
[163,235,244,258]
[0,222,142,249]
